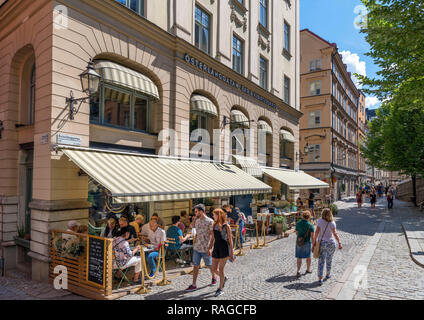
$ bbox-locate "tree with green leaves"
[357,0,424,205]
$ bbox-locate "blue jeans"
[236,220,244,248]
[192,250,212,267]
[146,251,159,274]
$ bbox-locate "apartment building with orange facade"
[299,29,360,200]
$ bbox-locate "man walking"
[387,189,394,209]
[186,204,217,291]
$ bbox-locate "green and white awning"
[263,168,329,190]
[232,155,263,178]
[190,95,218,117]
[62,149,271,204]
[280,129,295,143]
[94,60,160,100]
[230,110,250,128]
[258,120,272,134]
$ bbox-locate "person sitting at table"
[130,214,144,235]
[141,218,157,243]
[118,216,137,242]
[112,229,142,284]
[145,220,166,277]
[63,220,80,241]
[176,215,186,233]
[151,213,165,229]
[77,225,88,234]
[180,211,190,228]
[101,218,118,238]
[296,197,303,209]
[167,216,191,251]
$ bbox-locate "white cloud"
[339,50,367,89]
[365,96,380,108]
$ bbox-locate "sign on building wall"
[57,133,82,146]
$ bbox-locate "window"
[284,22,291,53]
[190,112,208,142]
[284,76,290,105]
[332,111,336,129]
[195,6,210,54]
[309,80,321,95]
[90,83,150,133]
[309,59,322,71]
[232,35,243,74]
[259,56,268,90]
[332,82,336,95]
[259,0,267,28]
[308,111,321,128]
[29,64,35,125]
[308,144,321,162]
[280,139,292,160]
[115,0,144,16]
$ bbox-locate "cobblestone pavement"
[121,198,385,300]
[0,269,86,300]
[353,200,424,300]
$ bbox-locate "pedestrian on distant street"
[387,190,394,209]
[295,210,315,278]
[356,190,363,208]
[370,189,377,209]
[312,208,342,285]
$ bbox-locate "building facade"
[357,90,370,184]
[0,0,302,281]
[299,29,360,200]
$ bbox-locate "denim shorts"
[192,250,212,267]
[295,242,312,259]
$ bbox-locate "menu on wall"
[86,236,105,288]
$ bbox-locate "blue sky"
[300,0,380,109]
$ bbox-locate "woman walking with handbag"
[312,208,342,285]
[295,210,315,278]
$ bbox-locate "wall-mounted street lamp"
[66,58,102,120]
[296,143,312,161]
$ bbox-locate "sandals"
[305,270,312,274]
[296,272,301,279]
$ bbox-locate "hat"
[193,204,206,213]
[67,220,80,229]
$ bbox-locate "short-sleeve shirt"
[194,215,214,253]
[309,193,315,206]
[295,219,315,243]
[316,218,336,243]
[112,237,133,268]
[166,226,183,250]
[141,223,153,238]
[149,228,166,249]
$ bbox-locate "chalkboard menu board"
[86,236,105,287]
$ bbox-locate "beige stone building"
[0,0,314,282]
[299,29,360,201]
[357,90,370,184]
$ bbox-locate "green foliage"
[358,0,424,177]
[203,198,214,207]
[273,215,288,232]
[329,204,339,216]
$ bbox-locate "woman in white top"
[312,208,342,285]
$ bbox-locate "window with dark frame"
[259,56,268,90]
[195,6,210,54]
[284,76,290,105]
[284,21,290,53]
[259,0,267,28]
[232,35,243,74]
[115,0,145,17]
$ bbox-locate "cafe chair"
[112,251,133,290]
[164,237,192,267]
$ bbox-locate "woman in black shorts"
[208,208,234,297]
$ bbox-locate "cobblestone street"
[1,197,423,300]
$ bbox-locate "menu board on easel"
[86,235,106,288]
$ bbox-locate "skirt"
[295,242,312,259]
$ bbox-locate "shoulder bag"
[313,221,330,259]
[296,223,311,247]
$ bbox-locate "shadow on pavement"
[265,274,298,283]
[140,285,216,300]
[283,281,322,293]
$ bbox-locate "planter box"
[14,237,30,249]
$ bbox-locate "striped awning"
[230,110,250,128]
[94,60,159,101]
[280,129,295,143]
[258,120,272,134]
[232,155,263,177]
[263,168,329,190]
[190,95,218,117]
[62,149,271,204]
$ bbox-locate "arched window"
[280,128,295,169]
[257,119,272,166]
[230,108,249,156]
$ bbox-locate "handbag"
[296,224,311,247]
[313,221,330,259]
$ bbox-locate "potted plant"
[15,224,31,248]
[273,215,288,236]
[204,198,214,211]
[329,203,339,216]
